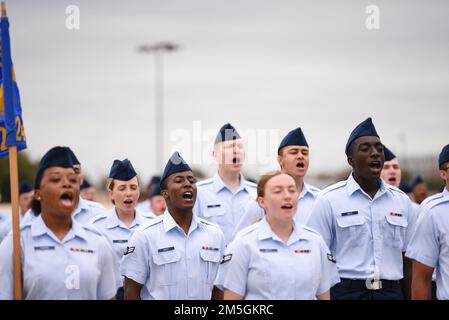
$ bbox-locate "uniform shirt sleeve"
[316,235,340,296]
[120,229,150,285]
[0,233,15,300]
[405,207,439,269]
[233,200,263,237]
[0,217,12,243]
[222,237,249,297]
[96,237,119,300]
[404,198,418,252]
[306,196,334,249]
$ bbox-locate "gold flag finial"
[1,1,7,18]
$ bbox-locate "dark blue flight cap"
[19,181,32,195]
[80,179,92,190]
[383,146,396,162]
[35,146,75,188]
[438,144,449,167]
[109,159,137,181]
[345,117,380,156]
[160,152,192,187]
[411,175,425,189]
[278,127,309,153]
[67,148,80,165]
[149,185,162,198]
[214,123,241,145]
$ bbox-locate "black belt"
[339,278,401,291]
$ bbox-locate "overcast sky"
[6,0,449,184]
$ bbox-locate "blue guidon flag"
[0,7,26,159]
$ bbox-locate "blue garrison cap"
[109,159,137,181]
[19,181,32,195]
[35,146,75,188]
[80,179,92,190]
[411,175,425,189]
[278,127,309,153]
[345,117,380,156]
[214,123,241,145]
[383,146,396,162]
[160,152,192,187]
[438,144,449,167]
[149,185,162,198]
[67,148,80,165]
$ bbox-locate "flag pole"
[2,0,22,300]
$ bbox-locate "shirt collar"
[443,187,449,197]
[346,173,388,198]
[212,172,250,193]
[162,210,200,235]
[299,182,316,199]
[106,209,147,229]
[72,197,87,217]
[31,214,88,242]
[257,217,308,244]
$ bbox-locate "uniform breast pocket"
[383,215,408,249]
[335,215,368,247]
[152,250,181,285]
[199,250,221,284]
[203,205,226,221]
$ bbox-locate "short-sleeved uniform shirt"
[120,210,225,300]
[194,173,257,244]
[0,214,118,300]
[406,195,449,300]
[220,217,340,299]
[91,208,154,265]
[306,174,416,280]
[0,213,11,243]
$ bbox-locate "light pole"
[138,41,180,171]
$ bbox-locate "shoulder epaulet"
[421,193,444,208]
[299,224,322,237]
[196,178,214,187]
[198,217,221,229]
[235,222,259,238]
[138,216,163,232]
[427,196,449,210]
[82,223,104,236]
[319,180,347,196]
[385,184,407,195]
[82,199,106,210]
[90,213,108,224]
[243,180,257,188]
[20,221,32,231]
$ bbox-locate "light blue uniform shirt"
[136,199,154,216]
[0,214,118,300]
[120,210,225,300]
[406,195,449,300]
[411,187,449,282]
[91,209,154,263]
[220,217,340,300]
[306,174,416,280]
[21,197,107,226]
[233,183,320,236]
[0,213,11,243]
[416,188,449,222]
[194,173,257,244]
